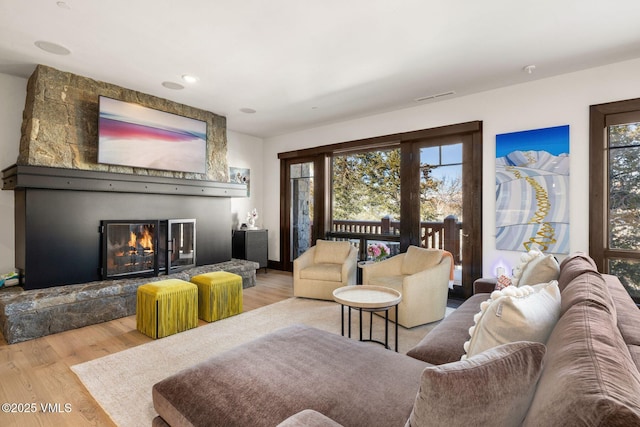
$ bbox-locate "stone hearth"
[0,259,259,344]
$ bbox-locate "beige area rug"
[72,297,453,427]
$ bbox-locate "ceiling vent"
[414,91,456,102]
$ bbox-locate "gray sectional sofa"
[151,253,640,426]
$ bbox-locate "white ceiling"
[1,0,640,138]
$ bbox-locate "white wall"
[227,130,265,232]
[263,57,640,276]
[0,73,27,275]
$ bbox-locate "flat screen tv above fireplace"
[97,96,207,174]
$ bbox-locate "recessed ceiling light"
[181,74,199,84]
[34,40,71,55]
[162,81,184,90]
[239,107,256,114]
[57,1,71,9]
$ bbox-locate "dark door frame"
[279,155,328,272]
[403,132,482,297]
[278,121,483,297]
[589,97,640,304]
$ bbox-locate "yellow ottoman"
[136,279,198,339]
[190,271,243,322]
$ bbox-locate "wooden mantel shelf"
[2,164,247,198]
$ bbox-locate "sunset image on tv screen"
[98,96,207,174]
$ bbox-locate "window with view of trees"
[331,143,465,262]
[331,145,464,223]
[590,99,640,304]
[420,143,463,222]
[607,121,640,301]
[332,149,401,222]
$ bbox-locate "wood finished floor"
[0,270,294,427]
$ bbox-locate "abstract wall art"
[229,167,250,196]
[495,125,570,254]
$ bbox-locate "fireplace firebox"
[100,219,196,279]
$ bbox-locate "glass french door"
[410,133,482,297]
[290,161,314,261]
[419,142,463,286]
[281,156,324,272]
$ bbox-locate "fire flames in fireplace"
[125,228,154,256]
[103,222,158,277]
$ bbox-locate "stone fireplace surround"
[0,65,255,343]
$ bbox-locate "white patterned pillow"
[511,249,560,287]
[462,281,561,360]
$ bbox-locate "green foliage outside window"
[331,148,461,222]
[608,122,640,300]
[332,149,402,220]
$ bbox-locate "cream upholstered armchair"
[362,246,452,328]
[293,240,358,301]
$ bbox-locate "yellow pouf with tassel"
[190,271,243,322]
[136,279,198,339]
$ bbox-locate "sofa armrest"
[407,293,488,364]
[293,247,316,279]
[402,256,451,302]
[473,277,497,294]
[362,254,404,285]
[341,246,358,285]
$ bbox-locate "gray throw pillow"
[406,341,546,427]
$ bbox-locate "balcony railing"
[328,215,462,264]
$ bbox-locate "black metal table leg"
[385,308,389,349]
[341,304,344,336]
[395,305,399,352]
[369,312,373,341]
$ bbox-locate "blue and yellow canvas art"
[495,125,570,254]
